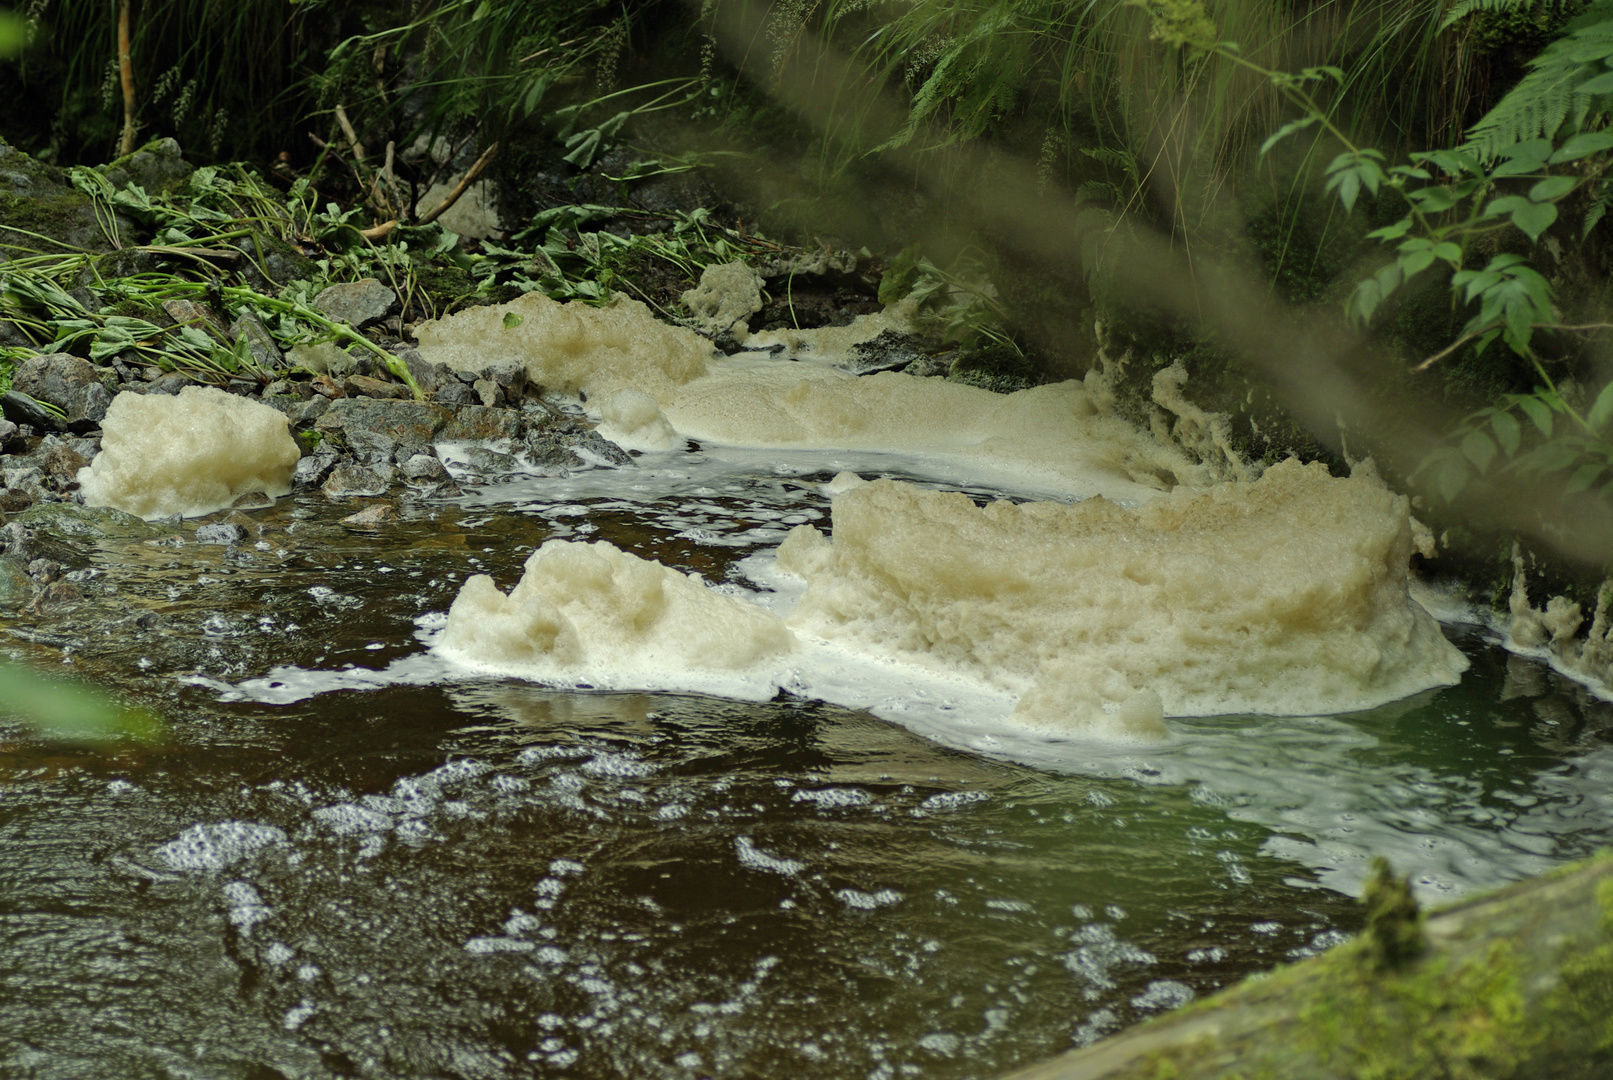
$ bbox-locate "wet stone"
[35,436,89,485]
[11,355,112,432]
[292,454,338,488]
[229,311,284,371]
[345,428,398,467]
[311,375,346,400]
[26,558,60,583]
[432,381,475,407]
[0,418,20,450]
[322,463,390,499]
[230,491,274,510]
[146,371,195,396]
[0,487,34,512]
[344,374,411,401]
[841,330,928,376]
[472,379,503,408]
[0,553,31,606]
[195,522,248,545]
[394,347,446,394]
[316,397,451,444]
[1,390,58,430]
[340,503,396,529]
[312,279,398,329]
[458,447,518,477]
[400,454,449,484]
[440,405,521,443]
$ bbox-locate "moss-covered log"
[1001,852,1613,1080]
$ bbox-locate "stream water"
[4,445,1613,1079]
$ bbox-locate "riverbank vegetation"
[2,0,1612,604]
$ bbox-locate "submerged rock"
[322,463,390,499]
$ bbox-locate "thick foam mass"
[78,387,300,519]
[438,539,794,694]
[776,460,1468,732]
[413,291,712,401]
[414,293,1194,498]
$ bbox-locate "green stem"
[220,286,424,399]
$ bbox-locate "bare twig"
[361,141,502,241]
[334,104,366,162]
[1415,321,1613,372]
[116,0,136,156]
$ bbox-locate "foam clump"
[78,387,300,519]
[413,291,713,401]
[438,539,795,691]
[680,260,764,335]
[776,459,1468,732]
[596,389,682,453]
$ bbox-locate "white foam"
[79,386,300,519]
[157,821,288,872]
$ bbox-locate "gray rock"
[292,453,339,488]
[322,463,391,499]
[432,381,476,407]
[0,486,33,512]
[101,137,192,193]
[1,389,58,429]
[0,520,84,567]
[314,397,452,444]
[11,355,112,432]
[478,359,528,398]
[290,396,330,427]
[229,311,284,371]
[147,371,195,395]
[400,453,449,484]
[441,404,521,442]
[472,379,504,408]
[0,554,31,607]
[33,435,89,486]
[841,330,928,376]
[458,447,519,476]
[230,491,274,510]
[195,522,248,545]
[345,427,398,467]
[395,347,447,393]
[312,279,398,329]
[340,503,396,529]
[0,418,20,450]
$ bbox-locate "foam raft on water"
[413,291,1202,499]
[439,460,1468,739]
[77,386,300,519]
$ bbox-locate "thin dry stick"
[334,104,366,162]
[116,0,136,156]
[360,142,501,241]
[1414,321,1613,372]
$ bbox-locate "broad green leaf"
[1529,176,1578,202]
[1434,456,1470,503]
[1408,186,1458,213]
[1512,396,1551,437]
[1566,462,1606,493]
[1376,262,1402,293]
[1482,195,1529,219]
[1433,242,1463,264]
[1491,409,1521,456]
[1588,379,1613,432]
[1461,429,1497,473]
[1258,117,1317,159]
[502,312,524,330]
[1348,278,1381,324]
[1400,249,1436,276]
[1367,217,1413,241]
[1550,131,1613,163]
[1510,200,1558,241]
[1328,170,1362,214]
[1493,139,1553,176]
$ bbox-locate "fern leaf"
[1464,1,1613,159]
[1441,0,1544,32]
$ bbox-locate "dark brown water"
[2,448,1610,1079]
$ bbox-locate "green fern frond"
[1441,0,1544,32]
[1464,0,1613,159]
[1585,178,1613,236]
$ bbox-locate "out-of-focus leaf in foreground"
[0,660,164,742]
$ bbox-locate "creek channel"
[3,435,1613,1079]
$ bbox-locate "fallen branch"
[1415,321,1613,372]
[360,141,501,242]
[998,852,1613,1080]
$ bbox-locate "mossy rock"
[947,344,1043,394]
[0,138,110,253]
[99,138,193,195]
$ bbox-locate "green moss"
[947,343,1042,394]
